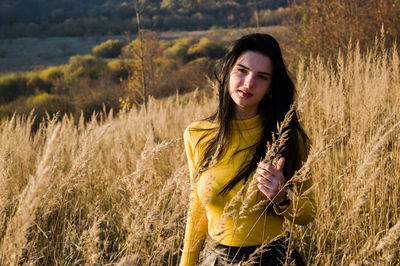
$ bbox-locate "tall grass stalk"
[0,42,398,265]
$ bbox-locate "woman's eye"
[238,68,247,73]
[258,75,268,80]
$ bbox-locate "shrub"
[163,37,194,63]
[0,105,13,121]
[75,90,122,120]
[107,59,133,83]
[26,72,51,93]
[63,55,108,87]
[155,57,213,97]
[93,39,125,58]
[187,37,225,60]
[26,93,73,116]
[0,74,26,104]
[40,66,65,83]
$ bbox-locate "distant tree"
[287,0,400,59]
[251,7,289,27]
[124,30,160,104]
[161,0,179,10]
[0,3,16,25]
[26,22,40,37]
[0,50,6,58]
[88,6,102,18]
[51,8,65,23]
[198,0,213,5]
[182,0,197,9]
[93,39,125,58]
[0,0,290,38]
[118,2,135,19]
[132,0,152,105]
[252,0,260,28]
[63,18,86,36]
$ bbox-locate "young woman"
[180,33,316,266]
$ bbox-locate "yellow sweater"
[180,115,316,266]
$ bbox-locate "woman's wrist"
[271,187,292,206]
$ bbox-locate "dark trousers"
[201,236,305,266]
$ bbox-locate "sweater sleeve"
[180,127,209,266]
[273,130,316,225]
[273,178,316,225]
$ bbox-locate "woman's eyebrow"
[237,63,272,76]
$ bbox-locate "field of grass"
[0,41,399,265]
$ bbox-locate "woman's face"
[228,50,273,119]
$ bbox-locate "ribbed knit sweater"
[180,114,315,266]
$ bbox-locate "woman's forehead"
[235,50,273,73]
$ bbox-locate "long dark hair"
[193,33,309,195]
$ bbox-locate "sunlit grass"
[0,42,399,265]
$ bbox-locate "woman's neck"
[233,106,258,120]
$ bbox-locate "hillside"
[0,0,288,38]
[0,26,285,73]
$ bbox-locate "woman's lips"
[239,90,253,97]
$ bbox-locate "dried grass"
[0,42,399,265]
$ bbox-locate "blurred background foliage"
[1,0,400,124]
[0,0,288,38]
[0,34,225,123]
[285,0,400,59]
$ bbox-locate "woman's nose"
[244,74,255,88]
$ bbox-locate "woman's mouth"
[239,90,253,98]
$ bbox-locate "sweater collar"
[230,114,262,130]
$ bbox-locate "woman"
[180,33,316,266]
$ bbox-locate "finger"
[257,183,273,198]
[276,157,285,172]
[257,161,268,169]
[258,181,273,191]
[265,165,282,176]
[257,163,279,176]
[257,173,280,187]
[258,184,280,201]
[258,159,285,174]
[256,170,282,189]
[256,168,270,177]
[257,176,274,188]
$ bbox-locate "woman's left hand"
[256,157,286,204]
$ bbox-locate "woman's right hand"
[256,158,287,204]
